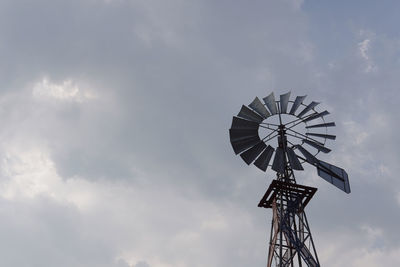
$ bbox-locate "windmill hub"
[229,92,351,267]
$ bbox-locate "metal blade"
[272,147,285,173]
[231,136,261,154]
[263,92,278,115]
[237,105,264,123]
[249,97,270,118]
[289,95,306,115]
[317,160,351,193]
[254,145,274,171]
[306,133,336,140]
[297,101,320,118]
[302,110,330,123]
[240,142,267,165]
[229,128,259,142]
[286,147,303,170]
[303,139,331,153]
[231,116,260,130]
[280,92,291,113]
[295,145,318,165]
[305,122,336,129]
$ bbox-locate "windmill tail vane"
[229,91,351,267]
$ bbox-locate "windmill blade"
[272,147,285,173]
[305,122,336,129]
[231,116,260,130]
[286,147,303,170]
[231,136,261,154]
[306,133,336,140]
[295,145,318,164]
[249,97,270,118]
[237,105,264,123]
[302,110,330,123]
[254,145,274,171]
[263,92,278,115]
[240,142,267,165]
[317,160,351,193]
[303,139,331,153]
[289,95,306,115]
[229,128,259,142]
[280,92,291,114]
[297,101,320,118]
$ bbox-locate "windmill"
[229,92,350,267]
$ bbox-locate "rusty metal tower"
[229,92,350,266]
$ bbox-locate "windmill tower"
[229,92,350,267]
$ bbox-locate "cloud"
[358,38,377,72]
[0,0,398,266]
[318,229,400,267]
[0,143,270,266]
[356,29,378,73]
[32,77,96,102]
[358,39,371,60]
[133,261,150,267]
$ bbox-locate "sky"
[0,0,399,266]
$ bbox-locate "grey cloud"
[0,196,126,267]
[0,0,399,266]
[133,261,149,267]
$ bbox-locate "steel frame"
[260,127,320,267]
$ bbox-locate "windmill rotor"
[229,91,350,193]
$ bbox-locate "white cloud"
[316,224,400,267]
[357,33,377,73]
[359,39,371,61]
[32,78,96,102]
[0,141,266,267]
[352,247,400,266]
[0,142,97,210]
[361,224,383,244]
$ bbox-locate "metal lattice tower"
[229,92,350,267]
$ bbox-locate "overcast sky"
[0,0,399,266]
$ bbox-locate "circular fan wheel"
[229,92,336,173]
